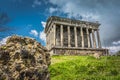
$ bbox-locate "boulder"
[93,53,101,59]
[0,35,50,80]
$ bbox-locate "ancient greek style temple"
[45,16,108,55]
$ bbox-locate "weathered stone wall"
[0,35,50,80]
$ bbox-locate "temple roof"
[45,16,100,33]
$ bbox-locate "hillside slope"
[49,56,120,80]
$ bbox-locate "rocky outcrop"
[0,35,50,80]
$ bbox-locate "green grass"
[49,56,120,80]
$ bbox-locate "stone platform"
[49,47,108,56]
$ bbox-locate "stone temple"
[45,16,108,55]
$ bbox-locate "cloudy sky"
[0,0,120,53]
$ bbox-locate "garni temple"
[45,16,108,55]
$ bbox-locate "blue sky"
[0,0,120,53]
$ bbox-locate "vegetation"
[116,51,120,56]
[49,55,120,80]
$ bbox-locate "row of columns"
[53,24,101,48]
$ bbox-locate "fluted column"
[53,24,56,46]
[92,29,96,48]
[60,25,63,47]
[86,28,90,48]
[74,27,78,47]
[68,26,71,47]
[89,33,92,48]
[80,27,84,48]
[97,29,101,48]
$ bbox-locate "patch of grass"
[49,56,120,80]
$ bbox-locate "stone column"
[89,33,92,48]
[60,25,63,47]
[74,27,78,47]
[53,24,56,46]
[97,29,101,48]
[80,27,84,48]
[86,28,90,48]
[68,26,71,47]
[92,29,96,48]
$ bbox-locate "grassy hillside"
[49,56,120,80]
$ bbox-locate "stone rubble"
[93,53,101,59]
[0,35,50,80]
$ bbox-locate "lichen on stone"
[0,35,50,80]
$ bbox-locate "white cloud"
[0,36,10,46]
[39,21,46,42]
[49,7,58,13]
[112,40,120,45]
[81,13,99,21]
[103,40,120,54]
[32,0,41,8]
[48,0,99,21]
[30,30,38,37]
[41,21,46,28]
[39,31,46,42]
[105,45,120,53]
